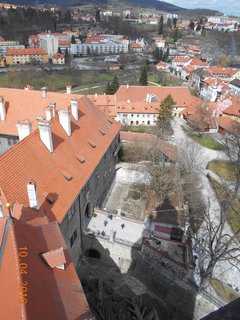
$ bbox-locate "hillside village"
[0,1,240,320]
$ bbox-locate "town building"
[5,48,48,65]
[0,90,121,269]
[52,53,65,64]
[39,34,59,58]
[0,40,24,58]
[28,35,40,48]
[71,35,129,56]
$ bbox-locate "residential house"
[52,53,65,64]
[5,48,48,65]
[229,79,240,97]
[156,61,169,71]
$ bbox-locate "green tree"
[71,35,76,44]
[95,8,101,22]
[173,17,178,28]
[167,18,172,29]
[217,53,231,67]
[189,20,195,30]
[64,48,69,64]
[57,47,62,54]
[158,15,164,35]
[173,27,178,42]
[139,66,148,86]
[157,94,176,135]
[106,76,120,94]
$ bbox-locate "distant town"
[0,1,239,320]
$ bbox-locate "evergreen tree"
[167,18,172,29]
[71,35,76,44]
[162,46,169,62]
[64,48,69,64]
[111,76,119,93]
[172,17,178,28]
[106,81,112,94]
[189,20,195,30]
[95,8,101,22]
[158,15,164,35]
[139,66,148,86]
[157,94,176,135]
[173,27,178,42]
[57,47,62,54]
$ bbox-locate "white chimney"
[70,99,78,121]
[27,180,39,210]
[126,83,129,89]
[66,85,72,94]
[58,109,71,136]
[49,102,56,117]
[0,96,6,122]
[38,120,53,153]
[16,120,32,141]
[127,99,131,104]
[95,93,98,97]
[41,87,47,98]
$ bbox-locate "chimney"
[38,120,53,153]
[16,120,32,141]
[49,102,56,117]
[70,99,78,121]
[0,96,6,122]
[66,85,72,94]
[127,99,131,104]
[95,93,98,97]
[41,87,47,98]
[146,93,150,102]
[126,83,129,89]
[27,180,39,210]
[58,109,71,136]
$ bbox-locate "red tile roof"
[59,40,71,46]
[218,116,240,134]
[52,53,64,59]
[0,218,91,320]
[207,67,238,77]
[223,95,240,117]
[6,48,47,56]
[116,85,197,109]
[42,247,66,268]
[172,56,191,63]
[0,97,121,224]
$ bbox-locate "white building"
[0,41,24,58]
[39,34,59,58]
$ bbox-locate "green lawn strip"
[208,175,240,241]
[207,160,237,181]
[190,134,225,151]
[211,278,239,303]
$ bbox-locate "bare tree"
[179,138,201,173]
[189,102,213,136]
[190,123,240,287]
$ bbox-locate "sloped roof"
[52,53,64,59]
[0,218,91,320]
[218,116,240,134]
[223,95,240,117]
[0,97,121,224]
[6,48,47,56]
[116,85,197,109]
[207,67,238,77]
[0,88,84,136]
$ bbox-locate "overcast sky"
[161,0,240,16]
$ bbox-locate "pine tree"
[139,66,148,86]
[167,18,172,29]
[111,76,119,93]
[157,94,176,135]
[95,8,101,22]
[189,20,195,30]
[173,17,178,28]
[71,35,76,44]
[158,15,164,35]
[64,48,69,64]
[57,47,62,54]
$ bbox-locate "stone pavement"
[88,211,150,246]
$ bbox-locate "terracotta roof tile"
[0,219,92,320]
[41,247,66,268]
[6,48,47,56]
[0,96,121,224]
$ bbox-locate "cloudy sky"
[161,0,240,16]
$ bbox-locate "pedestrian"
[121,223,125,229]
[104,220,108,227]
[101,230,105,236]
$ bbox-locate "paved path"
[147,81,161,87]
[88,211,150,246]
[172,118,240,289]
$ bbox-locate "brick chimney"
[41,87,47,98]
[27,180,39,210]
[38,120,53,153]
[16,120,32,141]
[0,96,6,122]
[70,99,78,121]
[66,85,72,94]
[58,109,71,136]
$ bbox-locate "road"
[172,118,240,290]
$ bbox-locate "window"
[70,230,77,247]
[68,205,75,222]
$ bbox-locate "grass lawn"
[123,125,174,136]
[208,176,240,240]
[190,134,226,151]
[207,160,237,181]
[211,278,239,303]
[148,75,160,84]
